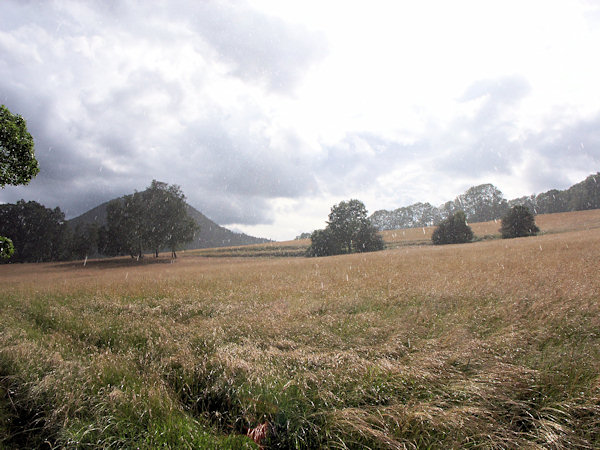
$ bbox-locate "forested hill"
[370,172,600,231]
[68,201,270,249]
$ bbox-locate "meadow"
[1,210,600,448]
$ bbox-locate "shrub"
[500,205,539,238]
[432,211,473,245]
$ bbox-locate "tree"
[142,181,199,258]
[101,181,198,258]
[307,199,384,257]
[1,105,39,259]
[0,200,69,262]
[500,205,539,239]
[0,105,39,187]
[306,228,338,257]
[103,193,146,258]
[432,210,473,245]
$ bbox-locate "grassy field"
[1,210,600,448]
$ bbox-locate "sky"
[1,0,600,241]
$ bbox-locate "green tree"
[432,210,473,245]
[1,105,40,259]
[307,199,384,257]
[102,181,198,258]
[103,193,145,258]
[142,181,198,258]
[0,200,69,262]
[500,205,539,239]
[166,214,198,258]
[0,105,39,187]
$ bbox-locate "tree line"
[0,181,199,263]
[370,174,600,231]
[306,199,540,257]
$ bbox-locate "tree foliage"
[432,211,473,245]
[500,205,539,239]
[307,199,384,257]
[101,180,199,258]
[0,236,14,260]
[0,105,39,187]
[0,200,69,262]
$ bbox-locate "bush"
[432,211,473,245]
[500,205,539,238]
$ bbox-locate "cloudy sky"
[2,0,600,240]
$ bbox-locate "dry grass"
[1,210,600,448]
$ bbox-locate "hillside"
[68,200,270,250]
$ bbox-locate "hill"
[68,199,270,250]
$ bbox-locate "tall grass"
[1,211,600,448]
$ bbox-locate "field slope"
[1,210,600,448]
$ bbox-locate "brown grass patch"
[1,210,600,447]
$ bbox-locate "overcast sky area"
[2,0,600,240]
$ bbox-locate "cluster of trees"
[432,206,539,245]
[371,174,600,231]
[1,105,200,263]
[99,180,198,259]
[0,200,69,262]
[307,199,384,257]
[370,184,510,230]
[0,181,199,263]
[510,173,600,214]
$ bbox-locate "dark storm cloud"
[0,0,324,226]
